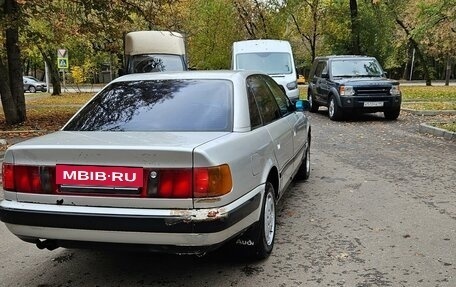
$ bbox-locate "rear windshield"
[236,52,292,75]
[331,59,383,77]
[64,79,233,132]
[128,54,185,73]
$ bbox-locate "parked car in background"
[1,70,311,260]
[232,39,300,103]
[23,76,47,93]
[307,55,402,120]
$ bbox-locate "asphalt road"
[0,110,455,287]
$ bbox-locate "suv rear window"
[331,59,383,77]
[64,80,233,132]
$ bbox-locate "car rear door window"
[64,79,233,132]
[261,75,293,116]
[247,75,281,125]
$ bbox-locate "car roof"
[111,70,261,83]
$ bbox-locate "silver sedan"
[0,70,311,259]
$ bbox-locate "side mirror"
[295,100,310,112]
[321,73,329,79]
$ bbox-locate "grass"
[401,86,456,102]
[401,102,456,111]
[431,122,456,133]
[0,93,93,133]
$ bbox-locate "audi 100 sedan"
[1,70,311,259]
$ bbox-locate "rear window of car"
[63,79,233,132]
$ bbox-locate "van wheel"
[308,92,319,112]
[328,96,343,121]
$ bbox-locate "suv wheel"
[328,96,343,121]
[308,92,319,113]
[384,108,400,120]
[29,86,36,93]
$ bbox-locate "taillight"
[194,164,232,198]
[2,163,15,191]
[158,169,192,198]
[1,164,55,193]
[144,165,232,199]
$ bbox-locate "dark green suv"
[307,55,401,120]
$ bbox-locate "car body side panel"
[193,129,277,209]
[264,117,294,193]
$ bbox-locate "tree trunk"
[0,0,26,125]
[41,48,62,95]
[395,18,432,86]
[349,0,361,55]
[0,60,21,125]
[445,56,451,86]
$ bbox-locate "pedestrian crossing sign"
[58,58,69,69]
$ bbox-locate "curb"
[401,108,456,116]
[419,123,456,140]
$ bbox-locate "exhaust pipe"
[36,239,59,251]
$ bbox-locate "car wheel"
[308,92,319,113]
[29,86,36,93]
[295,137,310,181]
[233,182,276,260]
[328,96,343,121]
[253,182,276,259]
[384,108,400,120]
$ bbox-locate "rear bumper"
[0,186,263,250]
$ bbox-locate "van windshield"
[128,54,185,73]
[236,52,292,75]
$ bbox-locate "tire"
[308,92,319,113]
[29,86,36,93]
[295,138,310,181]
[234,182,276,260]
[384,108,400,120]
[328,96,343,121]
[252,182,276,259]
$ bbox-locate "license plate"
[56,165,143,187]
[364,101,384,107]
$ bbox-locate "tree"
[0,0,26,125]
[349,0,361,55]
[415,0,456,85]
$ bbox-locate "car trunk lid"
[6,131,229,209]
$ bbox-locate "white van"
[124,31,187,74]
[232,39,299,102]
